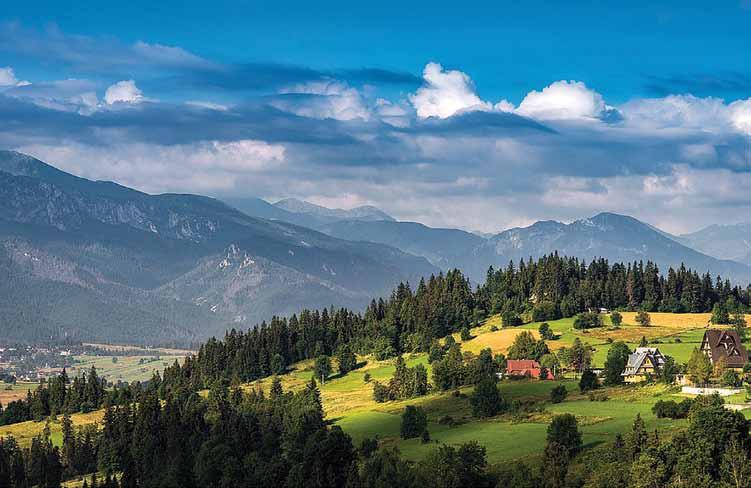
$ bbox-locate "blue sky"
[5,0,751,103]
[1,1,750,233]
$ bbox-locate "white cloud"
[131,41,215,69]
[494,99,516,112]
[104,80,145,105]
[620,95,751,136]
[516,80,607,120]
[276,80,370,121]
[3,78,99,115]
[185,100,230,111]
[409,62,492,119]
[17,139,286,194]
[621,95,729,130]
[0,67,30,87]
[729,98,751,135]
[408,65,611,122]
[375,98,411,127]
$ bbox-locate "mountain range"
[0,150,436,345]
[2,150,751,346]
[242,202,751,284]
[223,197,394,230]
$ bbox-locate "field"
[1,312,747,466]
[257,357,691,464]
[461,312,727,367]
[68,353,186,384]
[0,410,104,447]
[0,382,39,404]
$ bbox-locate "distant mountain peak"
[273,198,394,222]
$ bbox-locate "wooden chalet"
[700,329,748,370]
[621,347,666,383]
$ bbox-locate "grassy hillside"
[246,312,750,464]
[2,312,748,465]
[69,354,186,384]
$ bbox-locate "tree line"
[162,255,751,393]
[0,366,156,427]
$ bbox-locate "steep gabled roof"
[622,347,664,376]
[702,329,748,368]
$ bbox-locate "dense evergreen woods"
[164,255,751,390]
[0,367,111,426]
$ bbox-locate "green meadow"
[252,312,747,464]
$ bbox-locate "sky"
[1,0,750,234]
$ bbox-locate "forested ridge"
[170,255,751,388]
[3,254,751,487]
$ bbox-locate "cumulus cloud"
[104,80,145,105]
[408,65,614,123]
[730,98,751,134]
[274,80,370,121]
[516,80,608,120]
[621,94,751,135]
[409,62,492,119]
[0,67,29,87]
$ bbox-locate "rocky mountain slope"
[0,151,437,345]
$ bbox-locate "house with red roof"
[505,359,554,379]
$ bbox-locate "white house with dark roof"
[622,347,666,383]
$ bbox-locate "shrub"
[270,353,285,375]
[438,415,456,427]
[652,399,693,419]
[372,381,391,403]
[427,340,444,363]
[547,414,582,457]
[573,312,603,330]
[635,311,651,326]
[538,322,554,340]
[460,327,472,341]
[579,370,599,392]
[532,302,561,322]
[550,384,567,404]
[359,438,379,458]
[400,405,428,439]
[372,336,396,360]
[722,369,741,387]
[420,429,431,443]
[711,303,730,325]
[363,372,371,383]
[610,311,623,327]
[507,330,549,361]
[337,345,357,375]
[502,310,523,327]
[470,377,505,418]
